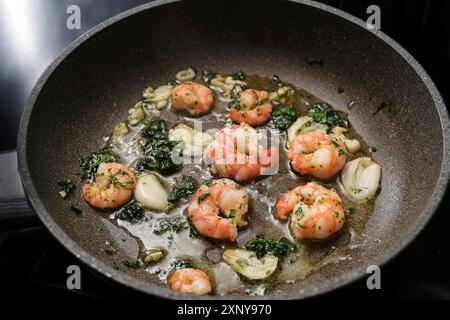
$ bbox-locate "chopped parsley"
[202,179,213,187]
[352,187,365,194]
[69,204,82,215]
[139,119,182,175]
[153,217,188,235]
[197,192,210,204]
[167,176,197,207]
[308,102,349,128]
[271,105,298,130]
[187,217,199,237]
[231,71,245,81]
[57,179,75,199]
[245,235,297,260]
[345,207,356,216]
[80,149,117,182]
[170,258,194,270]
[201,70,217,83]
[114,200,144,223]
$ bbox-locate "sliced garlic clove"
[113,123,128,136]
[344,139,361,154]
[145,85,173,103]
[287,116,328,144]
[222,249,278,280]
[340,157,381,202]
[169,123,212,157]
[176,67,196,82]
[127,106,145,126]
[134,173,168,211]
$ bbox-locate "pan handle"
[0,151,39,229]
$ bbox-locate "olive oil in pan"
[101,73,379,296]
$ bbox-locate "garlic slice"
[134,173,168,211]
[144,85,173,103]
[340,157,381,202]
[169,123,213,156]
[176,67,196,82]
[287,116,328,144]
[331,126,361,154]
[222,249,278,280]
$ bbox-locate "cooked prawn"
[188,178,248,241]
[172,82,214,116]
[169,268,212,295]
[82,162,136,209]
[275,182,345,240]
[229,89,273,126]
[207,123,278,181]
[289,131,346,180]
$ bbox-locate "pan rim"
[17,0,450,300]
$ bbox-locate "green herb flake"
[270,105,298,130]
[202,179,213,187]
[308,102,349,128]
[197,192,210,204]
[201,70,217,83]
[187,217,199,237]
[305,57,323,66]
[69,204,82,215]
[167,176,197,207]
[170,258,194,271]
[153,217,187,235]
[57,179,75,199]
[114,200,144,223]
[138,119,182,175]
[231,71,245,81]
[345,207,356,216]
[80,149,116,182]
[245,235,297,260]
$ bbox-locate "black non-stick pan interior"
[18,0,450,299]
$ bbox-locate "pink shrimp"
[229,89,273,126]
[289,131,346,180]
[82,162,136,209]
[207,123,278,181]
[169,268,212,295]
[172,82,214,116]
[275,182,345,240]
[188,178,249,241]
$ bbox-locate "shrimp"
[82,162,136,209]
[207,123,278,181]
[172,82,214,116]
[229,89,273,126]
[289,131,346,180]
[188,178,249,241]
[275,182,345,240]
[169,268,212,295]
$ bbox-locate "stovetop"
[1,0,450,300]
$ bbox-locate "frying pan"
[17,0,450,299]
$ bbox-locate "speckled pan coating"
[17,0,450,299]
